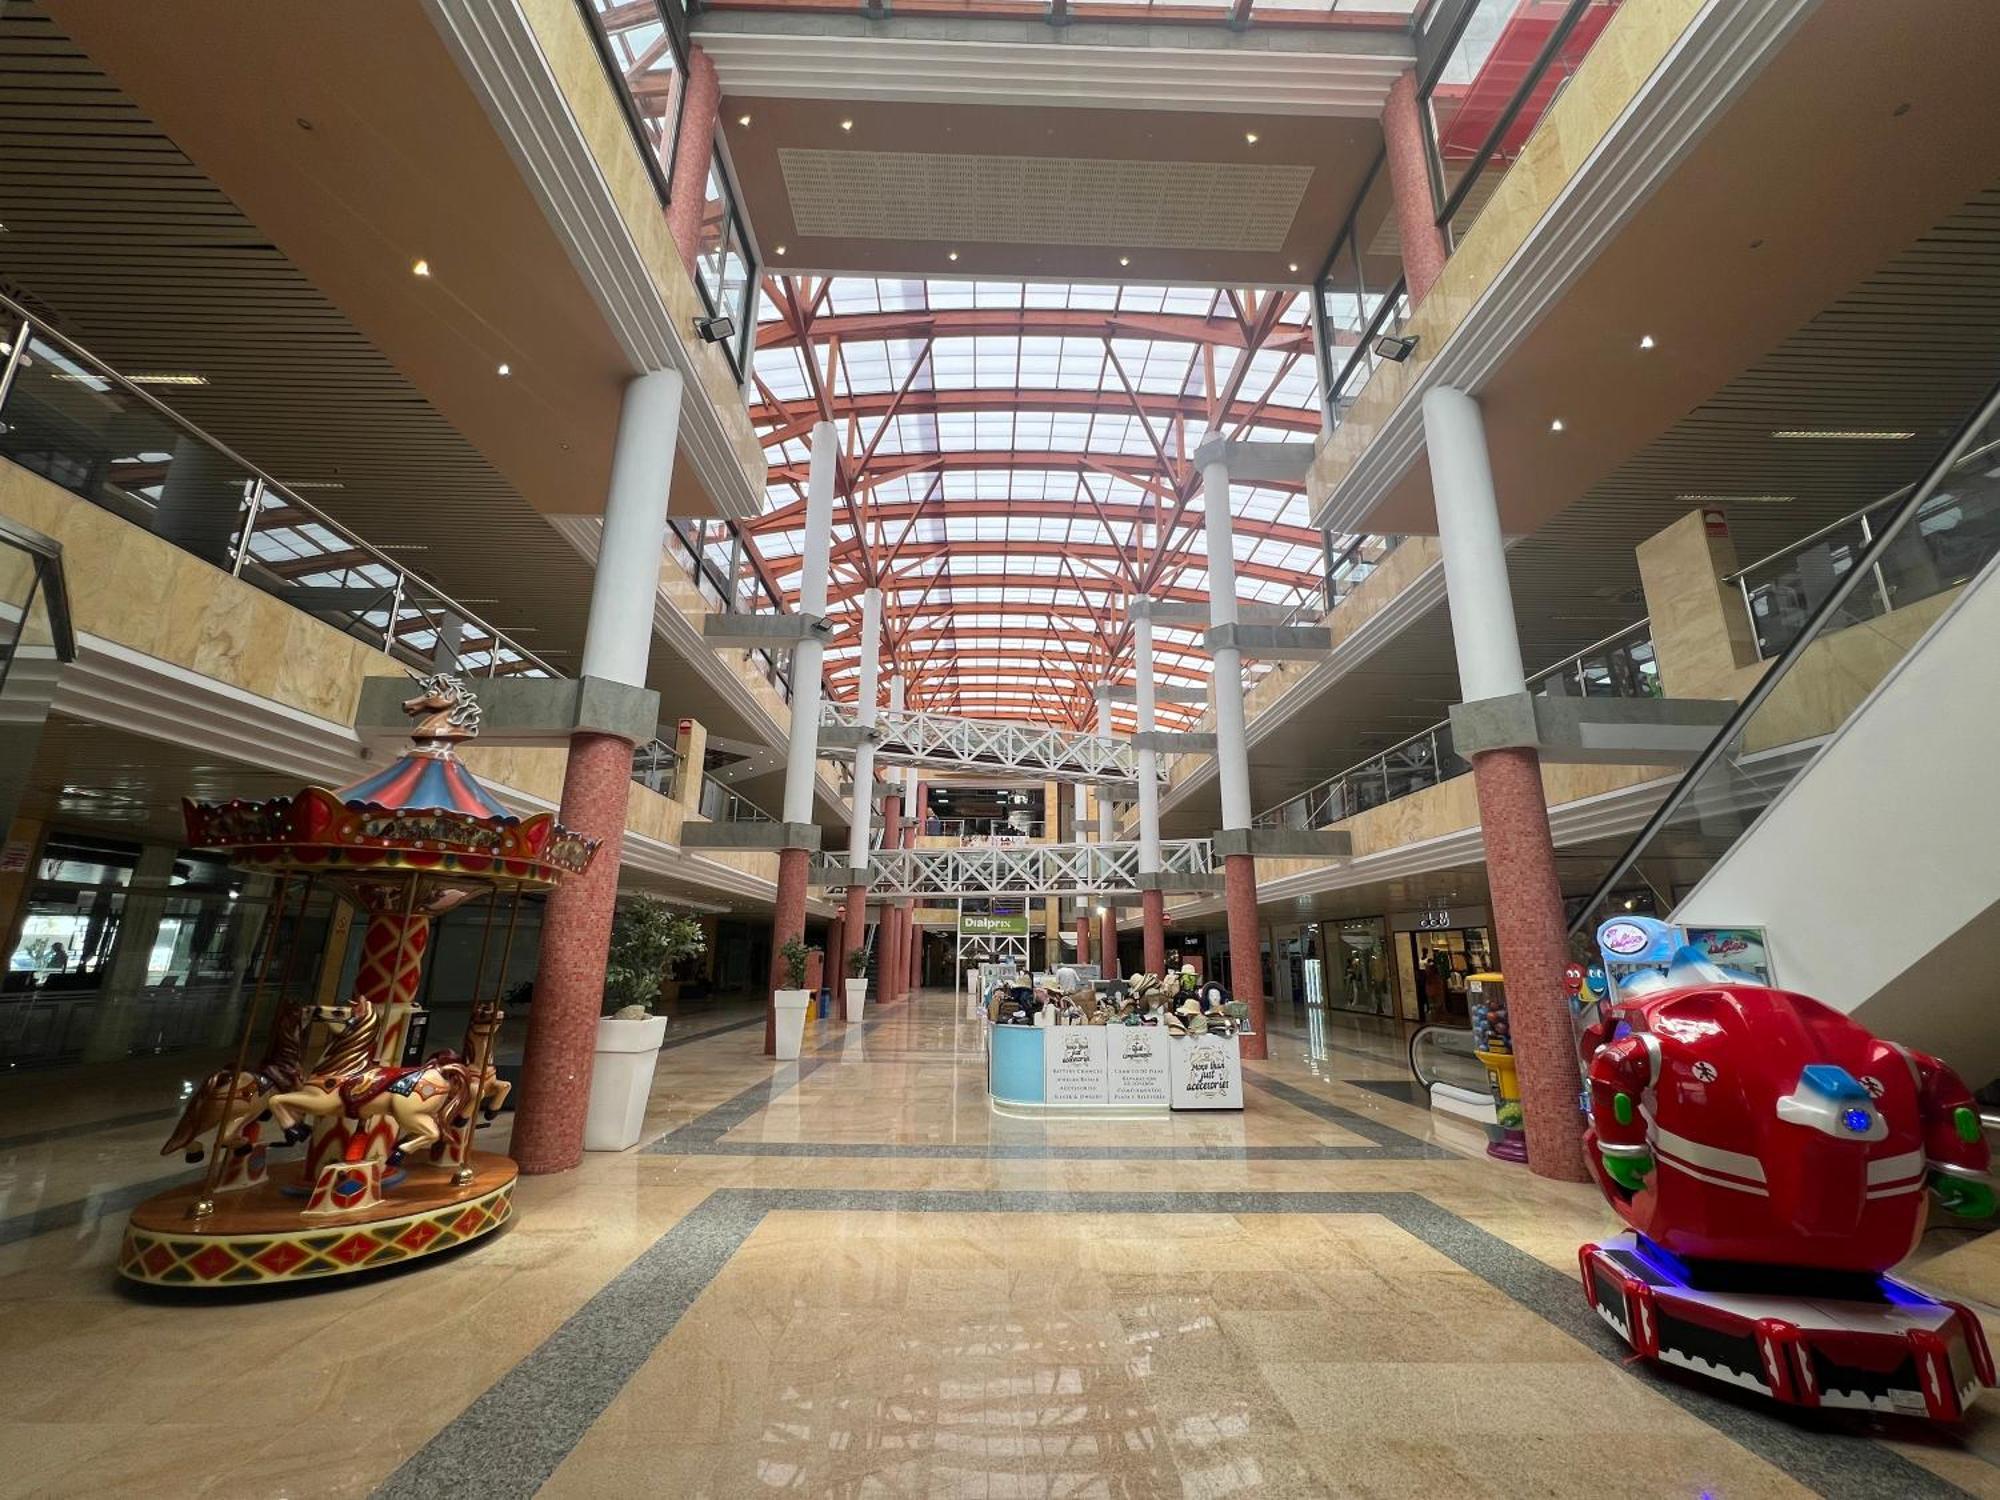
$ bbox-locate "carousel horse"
[160,1001,311,1164]
[264,995,467,1163]
[402,670,482,742]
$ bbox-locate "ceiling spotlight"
[1549,418,1565,432]
[411,258,431,277]
[738,114,752,127]
[694,313,737,344]
[1373,333,1419,362]
[839,118,854,132]
[1244,132,1259,145]
[1119,256,1131,267]
[775,244,788,256]
[497,362,511,377]
[948,250,959,262]
[1288,262,1300,274]
[1638,334,1656,350]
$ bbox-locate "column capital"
[1191,437,1311,484]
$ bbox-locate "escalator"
[1570,378,2000,1088]
[1408,1022,1498,1135]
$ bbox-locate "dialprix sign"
[959,912,1029,937]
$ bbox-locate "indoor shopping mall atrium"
[4,0,2000,1494]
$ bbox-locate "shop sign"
[959,912,1029,937]
[1044,1025,1109,1104]
[1105,1027,1170,1105]
[1684,926,1775,985]
[1168,1033,1244,1110]
[0,841,29,874]
[1415,909,1454,931]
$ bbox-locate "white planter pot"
[585,1014,668,1152]
[774,989,811,1060]
[844,978,868,1023]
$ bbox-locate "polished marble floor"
[2,991,1997,1498]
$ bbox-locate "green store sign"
[959,912,1030,937]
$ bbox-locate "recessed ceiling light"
[738,114,751,127]
[1549,419,1565,432]
[1771,429,1914,440]
[1119,256,1131,267]
[947,250,959,262]
[1244,132,1259,144]
[840,118,854,132]
[775,244,787,256]
[1638,334,1656,349]
[1288,262,1299,273]
[497,363,511,377]
[411,258,430,277]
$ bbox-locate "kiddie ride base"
[119,1152,516,1287]
[1580,1232,1993,1420]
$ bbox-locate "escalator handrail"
[1408,1021,1477,1091]
[1566,372,2000,937]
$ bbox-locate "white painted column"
[1420,386,1528,699]
[580,369,687,688]
[1095,689,1115,843]
[1072,781,1089,844]
[781,419,837,825]
[846,585,883,872]
[1134,614,1162,875]
[1202,456,1253,832]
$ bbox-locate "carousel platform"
[118,1152,516,1288]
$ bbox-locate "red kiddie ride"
[1579,978,1996,1419]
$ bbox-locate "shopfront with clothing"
[1388,906,1494,1025]
[1325,918,1393,1016]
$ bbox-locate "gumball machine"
[1467,972,1526,1162]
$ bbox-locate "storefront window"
[1327,919,1392,1016]
[1405,923,1494,1026]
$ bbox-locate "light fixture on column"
[694,313,736,344]
[1373,333,1419,362]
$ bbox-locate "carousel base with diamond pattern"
[118,1152,516,1287]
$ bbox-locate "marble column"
[1382,67,1449,305]
[1133,611,1168,977]
[1422,385,1587,1182]
[764,419,837,1054]
[846,586,883,1013]
[664,44,721,276]
[514,369,684,1175]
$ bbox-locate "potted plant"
[843,944,869,1023]
[586,896,706,1151]
[773,936,813,1060]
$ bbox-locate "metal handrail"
[0,513,77,663]
[0,290,559,680]
[1567,374,2000,937]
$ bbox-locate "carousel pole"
[188,872,297,1220]
[456,883,524,1188]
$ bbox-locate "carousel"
[118,674,597,1287]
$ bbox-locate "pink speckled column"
[844,883,869,1006]
[1075,914,1091,966]
[1098,906,1121,980]
[1141,889,1167,979]
[908,922,922,992]
[665,44,721,276]
[765,845,811,1055]
[1471,746,1589,1182]
[1382,68,1448,305]
[1223,852,1267,1060]
[826,906,846,1013]
[879,791,904,1004]
[514,731,636,1175]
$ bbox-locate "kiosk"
[983,981,1244,1111]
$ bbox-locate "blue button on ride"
[1800,1064,1870,1101]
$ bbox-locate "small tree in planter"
[604,896,708,1019]
[845,946,870,980]
[778,937,812,992]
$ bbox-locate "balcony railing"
[0,293,555,681]
[1252,619,1655,830]
[921,818,1047,844]
[1729,447,2000,660]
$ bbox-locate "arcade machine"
[1577,917,1995,1419]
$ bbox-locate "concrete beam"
[354,674,660,749]
[1103,683,1206,704]
[1447,692,1736,766]
[1133,730,1216,754]
[1212,828,1352,859]
[1131,599,1297,626]
[700,613,832,646]
[679,819,823,851]
[1190,437,1313,486]
[1205,623,1330,660]
[1136,871,1225,894]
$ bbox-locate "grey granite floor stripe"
[371,1191,770,1500]
[0,1106,178,1151]
[663,1139,1437,1161]
[1244,1072,1447,1154]
[378,1187,1971,1500]
[0,1172,186,1249]
[656,1012,765,1051]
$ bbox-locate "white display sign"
[1044,1026,1110,1104]
[1104,1026,1171,1106]
[1168,1033,1244,1110]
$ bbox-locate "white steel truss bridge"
[818,703,1162,784]
[809,839,1213,898]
